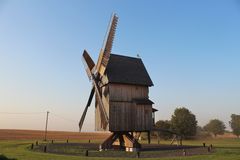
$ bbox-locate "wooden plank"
[100,83,153,132]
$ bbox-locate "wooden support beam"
[100,132,141,151]
[147,131,151,144]
[118,134,125,149]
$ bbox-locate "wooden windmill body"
[79,14,155,151]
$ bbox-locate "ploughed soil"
[0,129,110,140]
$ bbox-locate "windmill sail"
[96,13,118,76]
[79,14,118,132]
[82,50,95,80]
[80,50,109,131]
[92,79,109,128]
[79,87,95,131]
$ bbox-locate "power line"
[0,112,45,115]
[0,111,77,122]
[0,111,78,128]
[51,113,78,123]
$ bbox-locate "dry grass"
[0,129,110,140]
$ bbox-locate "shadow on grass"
[215,146,240,150]
[0,154,17,160]
[141,144,200,151]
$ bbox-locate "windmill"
[79,14,155,151]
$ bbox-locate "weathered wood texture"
[109,102,152,131]
[109,83,149,101]
[95,83,152,132]
[95,85,110,131]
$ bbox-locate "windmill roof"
[105,54,153,86]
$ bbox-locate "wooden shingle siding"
[95,83,152,132]
[109,102,152,131]
[109,84,149,101]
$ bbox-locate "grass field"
[0,130,240,160]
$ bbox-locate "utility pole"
[44,111,49,141]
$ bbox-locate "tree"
[171,107,198,138]
[204,119,226,137]
[155,120,172,139]
[196,125,211,138]
[229,114,240,138]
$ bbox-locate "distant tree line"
[155,107,240,139]
[155,107,198,139]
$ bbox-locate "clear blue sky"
[0,0,239,131]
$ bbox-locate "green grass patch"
[0,138,240,160]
